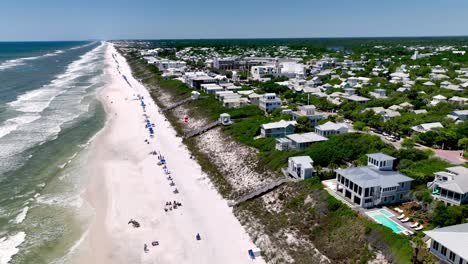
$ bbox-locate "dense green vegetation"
[121,45,452,263]
[238,177,414,263]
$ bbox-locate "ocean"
[0,41,109,263]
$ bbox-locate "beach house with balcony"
[424,223,468,264]
[259,93,281,113]
[335,153,413,208]
[430,166,468,206]
[260,120,296,138]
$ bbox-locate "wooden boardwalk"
[161,97,192,112]
[183,121,220,139]
[228,177,291,207]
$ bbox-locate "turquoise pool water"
[366,209,405,233]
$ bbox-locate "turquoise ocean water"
[0,41,109,263]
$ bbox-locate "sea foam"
[0,232,26,264]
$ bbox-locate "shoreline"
[77,42,263,264]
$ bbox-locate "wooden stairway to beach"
[161,97,192,112]
[183,121,220,139]
[228,177,291,207]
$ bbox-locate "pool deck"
[322,179,416,235]
[365,208,414,234]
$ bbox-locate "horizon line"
[2,34,468,42]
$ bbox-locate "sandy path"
[80,43,264,264]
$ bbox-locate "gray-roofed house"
[315,121,349,137]
[285,132,328,150]
[431,166,468,206]
[286,156,314,180]
[261,120,296,138]
[335,153,413,208]
[259,93,281,112]
[447,110,468,122]
[411,122,444,133]
[291,105,324,127]
[424,223,468,264]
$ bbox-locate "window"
[459,257,465,264]
[432,240,439,251]
[441,246,447,256]
[365,188,369,197]
[449,251,456,262]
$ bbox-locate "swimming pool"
[366,209,405,233]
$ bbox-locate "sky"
[1,0,468,41]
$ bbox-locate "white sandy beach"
[79,42,263,264]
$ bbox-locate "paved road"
[415,144,466,165]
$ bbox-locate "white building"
[286,156,314,180]
[335,153,413,208]
[424,223,468,264]
[260,120,296,138]
[259,93,282,113]
[430,94,448,106]
[315,121,349,137]
[278,62,307,78]
[251,65,278,80]
[411,122,444,133]
[370,88,387,98]
[291,105,324,127]
[276,132,328,151]
[430,166,468,206]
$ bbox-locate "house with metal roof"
[259,93,281,113]
[431,166,468,206]
[411,122,444,133]
[291,105,324,127]
[447,110,468,122]
[335,153,413,208]
[260,120,296,138]
[286,156,314,180]
[424,223,468,264]
[315,121,349,137]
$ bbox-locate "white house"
[335,153,413,208]
[286,156,314,180]
[291,105,324,127]
[282,132,328,150]
[200,83,224,94]
[370,88,387,98]
[411,122,444,133]
[278,62,307,79]
[424,223,468,264]
[449,96,468,105]
[260,120,296,138]
[251,65,278,80]
[430,95,448,106]
[259,93,282,113]
[248,93,263,106]
[315,121,349,137]
[430,166,468,206]
[447,110,468,121]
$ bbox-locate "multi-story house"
[259,93,281,113]
[335,153,413,208]
[425,223,468,264]
[291,105,324,127]
[430,166,468,206]
[260,120,296,138]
